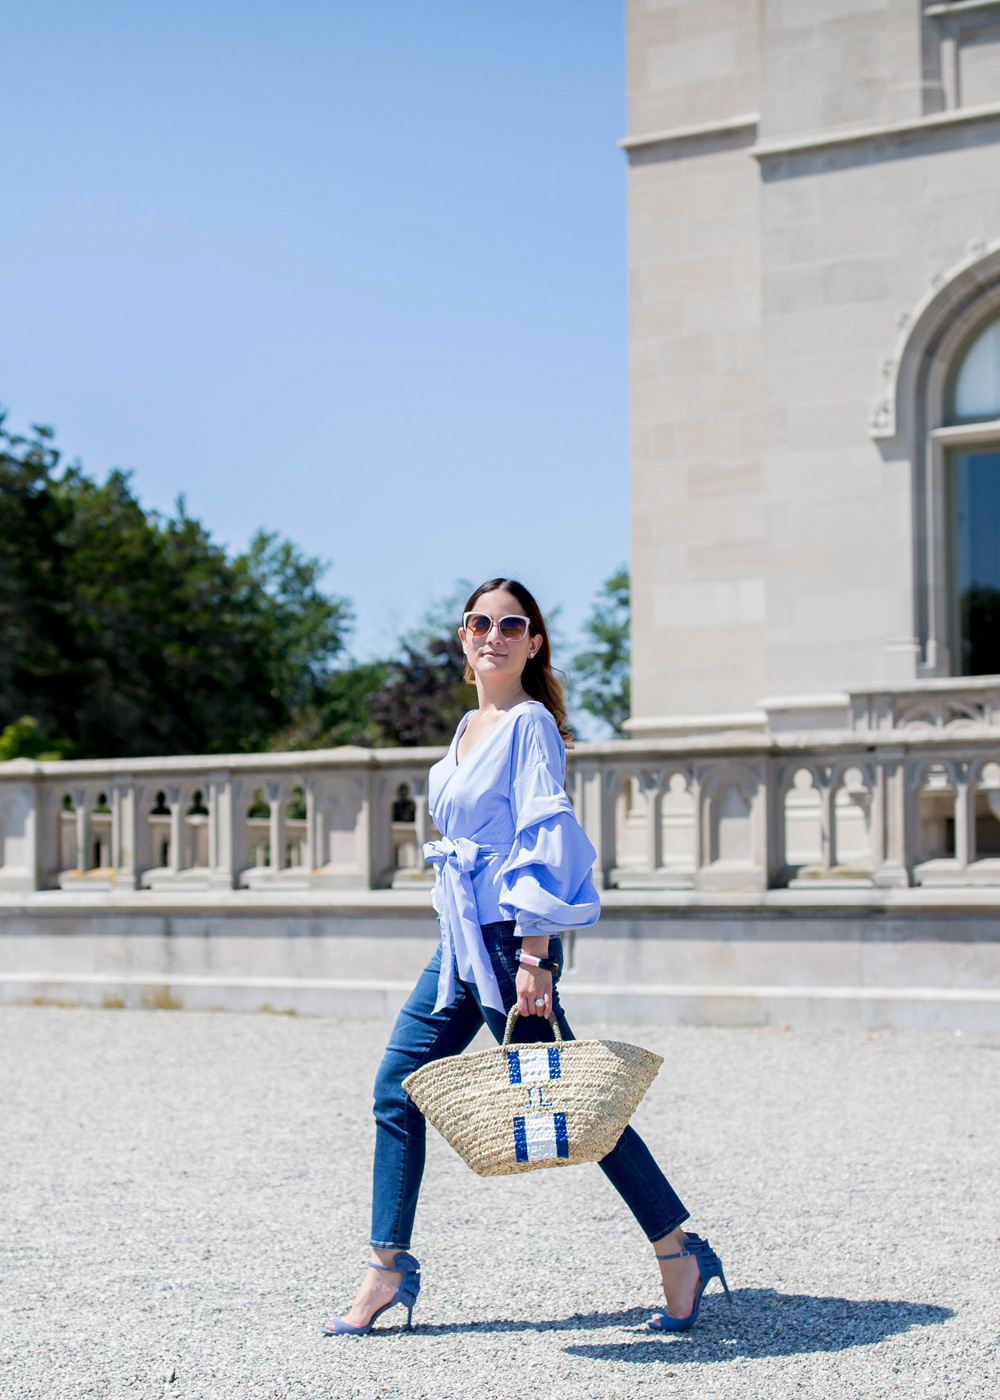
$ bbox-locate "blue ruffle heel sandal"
[322,1252,421,1335]
[648,1233,731,1333]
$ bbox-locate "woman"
[324,578,729,1336]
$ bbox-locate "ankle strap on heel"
[655,1249,691,1260]
[367,1252,419,1276]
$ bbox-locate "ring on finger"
[533,996,546,1007]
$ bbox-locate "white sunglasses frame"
[461,611,533,642]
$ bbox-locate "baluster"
[23,781,40,891]
[209,771,235,889]
[267,781,285,872]
[692,767,706,878]
[370,771,394,889]
[73,788,89,873]
[112,778,137,890]
[110,785,121,869]
[412,776,429,852]
[357,771,375,889]
[766,759,785,887]
[643,770,661,877]
[873,747,909,887]
[748,762,769,889]
[304,779,317,872]
[953,760,974,870]
[0,777,41,892]
[28,781,41,891]
[819,768,836,872]
[572,757,606,889]
[870,758,886,870]
[167,787,182,873]
[598,761,615,889]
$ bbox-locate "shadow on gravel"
[560,1288,952,1363]
[401,1308,649,1337]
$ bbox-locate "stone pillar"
[642,770,661,877]
[412,775,429,852]
[209,771,235,889]
[819,771,836,872]
[356,773,374,889]
[167,787,182,874]
[873,749,909,888]
[304,779,317,872]
[750,762,770,890]
[693,767,707,879]
[953,761,975,870]
[0,775,41,892]
[766,764,786,887]
[369,772,393,889]
[25,779,40,892]
[570,758,608,889]
[73,788,89,872]
[112,778,137,890]
[267,782,285,873]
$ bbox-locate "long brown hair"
[462,578,572,743]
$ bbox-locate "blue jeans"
[371,921,689,1248]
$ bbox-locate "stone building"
[624,0,1000,736]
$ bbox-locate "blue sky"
[2,1,628,667]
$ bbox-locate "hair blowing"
[462,578,572,744]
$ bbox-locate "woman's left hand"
[516,965,553,1018]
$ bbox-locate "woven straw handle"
[501,1005,564,1047]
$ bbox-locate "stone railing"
[6,687,1000,895]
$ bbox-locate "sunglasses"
[462,611,532,642]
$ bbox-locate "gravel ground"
[0,1007,997,1400]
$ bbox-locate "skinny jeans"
[370,920,689,1249]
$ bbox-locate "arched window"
[952,316,1000,422]
[947,315,1000,673]
[873,252,1000,680]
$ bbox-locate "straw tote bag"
[402,1007,663,1177]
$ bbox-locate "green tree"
[0,419,77,754]
[235,530,352,715]
[268,662,388,750]
[0,717,71,762]
[0,410,352,758]
[370,635,469,746]
[572,568,631,737]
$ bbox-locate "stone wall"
[625,0,1000,732]
[3,890,999,1031]
[5,689,1000,1030]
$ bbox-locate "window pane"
[953,318,1000,421]
[955,450,1000,674]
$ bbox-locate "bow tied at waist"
[424,836,482,876]
[423,837,508,1013]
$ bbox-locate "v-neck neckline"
[453,701,529,769]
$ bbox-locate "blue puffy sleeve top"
[424,700,601,1014]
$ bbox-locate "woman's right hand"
[515,964,553,1018]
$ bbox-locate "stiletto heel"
[322,1252,421,1335]
[648,1233,731,1333]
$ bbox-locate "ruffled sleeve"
[498,706,601,936]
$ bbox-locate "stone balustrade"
[6,679,1000,896]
